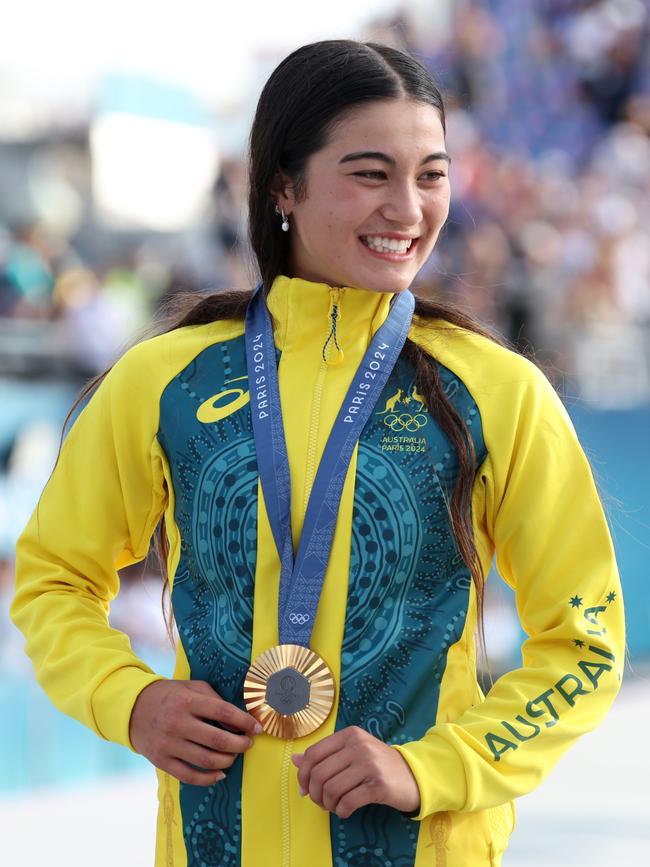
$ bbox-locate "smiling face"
[275,98,451,293]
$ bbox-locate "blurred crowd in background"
[2,1,649,378]
[1,0,649,791]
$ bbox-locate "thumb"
[291,753,305,766]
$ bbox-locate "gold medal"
[244,643,335,739]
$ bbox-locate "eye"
[352,170,387,180]
[420,171,447,182]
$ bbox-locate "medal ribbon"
[245,283,415,647]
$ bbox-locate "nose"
[380,179,423,227]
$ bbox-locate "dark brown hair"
[67,40,513,649]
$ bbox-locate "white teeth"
[362,236,412,253]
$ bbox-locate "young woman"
[11,40,623,867]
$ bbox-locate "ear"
[270,170,296,213]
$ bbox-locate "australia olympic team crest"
[376,383,429,433]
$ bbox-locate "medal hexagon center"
[265,666,311,715]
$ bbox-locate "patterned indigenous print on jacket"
[159,341,485,866]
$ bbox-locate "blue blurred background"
[0,1,648,864]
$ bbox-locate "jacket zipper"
[281,287,342,867]
[302,288,343,509]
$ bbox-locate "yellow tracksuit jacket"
[11,275,624,867]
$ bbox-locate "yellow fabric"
[11,276,624,867]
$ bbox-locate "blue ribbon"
[245,283,415,647]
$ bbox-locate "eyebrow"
[338,150,451,166]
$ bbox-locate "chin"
[333,257,419,293]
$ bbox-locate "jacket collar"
[265,275,395,361]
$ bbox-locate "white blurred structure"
[91,112,218,231]
[90,74,219,231]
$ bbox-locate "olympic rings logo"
[383,413,428,432]
[289,613,310,625]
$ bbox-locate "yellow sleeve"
[393,349,625,818]
[11,341,169,750]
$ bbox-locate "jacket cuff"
[91,665,167,750]
[391,733,467,820]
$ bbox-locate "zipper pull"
[322,288,345,366]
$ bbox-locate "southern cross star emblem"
[606,591,617,604]
[569,595,583,609]
[573,639,585,648]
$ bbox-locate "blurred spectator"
[2,223,55,315]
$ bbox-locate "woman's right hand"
[129,679,262,786]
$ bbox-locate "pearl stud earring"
[275,203,290,232]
